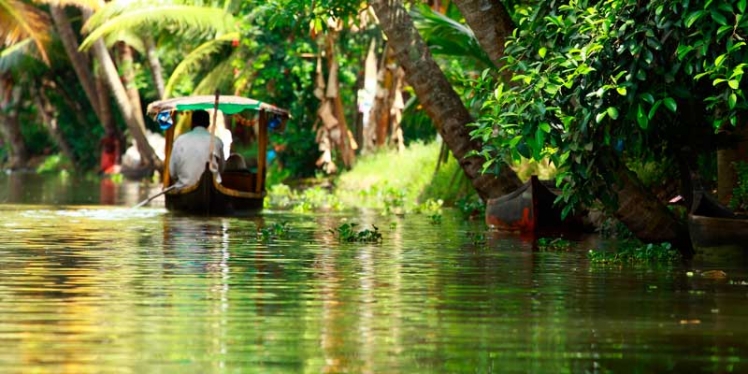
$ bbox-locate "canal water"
[1,173,747,373]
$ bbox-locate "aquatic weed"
[536,237,573,251]
[330,223,383,243]
[429,213,443,225]
[258,221,291,241]
[588,241,680,264]
[456,195,485,220]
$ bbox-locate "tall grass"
[335,141,479,210]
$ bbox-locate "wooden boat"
[688,190,748,250]
[485,175,586,234]
[146,94,289,215]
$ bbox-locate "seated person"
[169,109,225,189]
[224,153,247,171]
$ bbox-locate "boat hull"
[485,176,585,234]
[166,169,264,216]
[688,214,748,250]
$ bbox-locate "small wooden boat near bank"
[146,94,289,215]
[688,190,748,251]
[485,176,586,234]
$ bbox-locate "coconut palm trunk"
[90,37,159,169]
[370,0,522,200]
[452,0,514,70]
[602,150,694,256]
[143,35,166,99]
[49,4,106,126]
[0,77,29,169]
[117,42,145,121]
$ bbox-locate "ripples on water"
[0,179,747,373]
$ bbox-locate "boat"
[485,175,586,234]
[688,190,748,251]
[146,94,290,215]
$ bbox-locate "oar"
[132,185,177,208]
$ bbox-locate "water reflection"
[0,184,747,372]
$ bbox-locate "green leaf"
[595,112,607,123]
[539,122,552,133]
[715,53,727,68]
[509,135,522,147]
[729,92,738,109]
[641,93,655,104]
[494,84,504,100]
[684,10,704,28]
[539,47,547,59]
[729,79,740,89]
[637,104,649,129]
[616,86,627,95]
[663,97,677,112]
[676,44,693,60]
[740,0,747,13]
[648,100,662,119]
[607,107,619,120]
[711,9,728,26]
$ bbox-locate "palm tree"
[0,0,53,168]
[452,0,513,71]
[80,0,238,98]
[369,0,522,200]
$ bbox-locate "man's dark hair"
[192,110,210,129]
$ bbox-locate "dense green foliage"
[471,0,748,214]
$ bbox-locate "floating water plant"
[258,222,290,241]
[588,242,680,264]
[331,223,382,243]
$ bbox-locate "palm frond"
[192,56,235,95]
[163,32,239,98]
[81,4,236,50]
[34,0,101,11]
[0,39,32,73]
[104,30,145,53]
[411,4,493,69]
[0,0,51,64]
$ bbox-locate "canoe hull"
[688,190,748,254]
[485,176,585,234]
[166,169,264,216]
[688,214,748,250]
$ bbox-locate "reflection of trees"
[2,208,748,372]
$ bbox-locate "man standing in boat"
[169,109,225,189]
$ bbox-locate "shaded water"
[1,173,747,373]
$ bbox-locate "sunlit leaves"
[0,0,51,64]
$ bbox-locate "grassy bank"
[266,141,481,214]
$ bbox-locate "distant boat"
[485,175,586,234]
[146,94,290,216]
[688,190,748,250]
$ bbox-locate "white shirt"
[169,127,225,189]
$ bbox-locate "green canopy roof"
[146,95,289,116]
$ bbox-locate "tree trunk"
[91,37,160,170]
[95,72,118,136]
[370,0,522,200]
[0,77,28,169]
[453,0,514,71]
[603,149,694,257]
[117,42,145,123]
[49,5,106,126]
[144,35,166,99]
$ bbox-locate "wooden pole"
[256,110,268,193]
